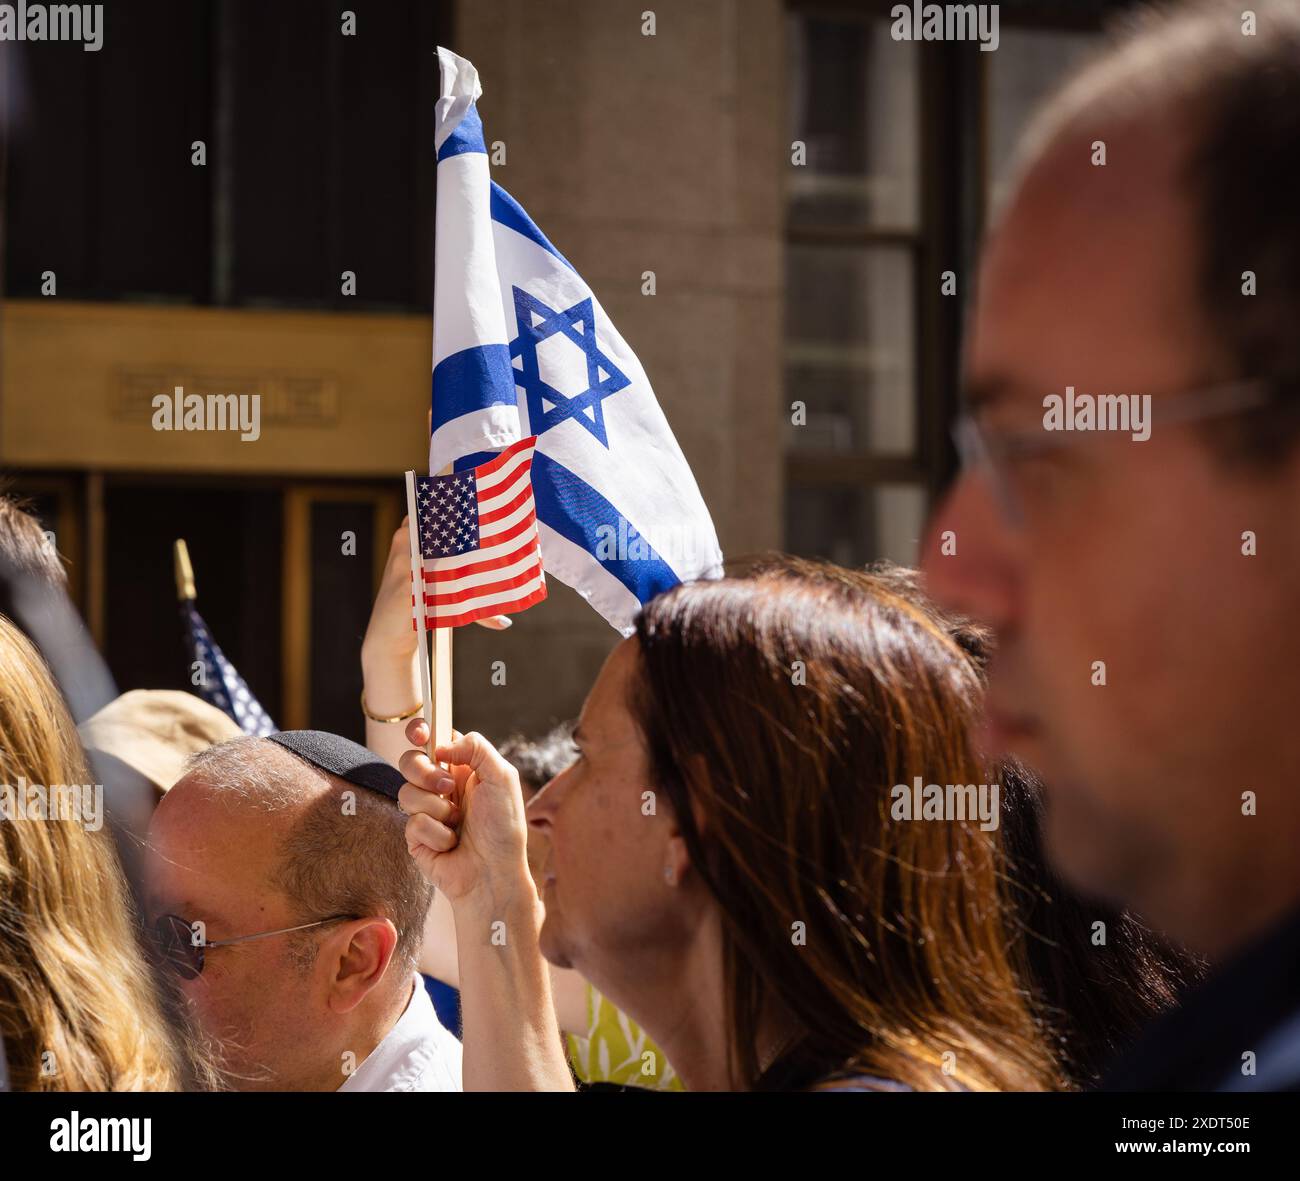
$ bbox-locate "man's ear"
[321,918,399,1015]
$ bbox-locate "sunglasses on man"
[150,912,358,979]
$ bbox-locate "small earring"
[663,865,676,886]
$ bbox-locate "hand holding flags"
[408,45,725,751]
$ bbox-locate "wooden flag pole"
[404,473,436,758]
[173,538,197,602]
[432,625,453,758]
[431,461,455,761]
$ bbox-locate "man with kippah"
[144,730,462,1091]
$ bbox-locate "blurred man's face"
[923,126,1300,955]
[146,780,327,1089]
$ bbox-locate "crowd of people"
[1,0,1299,1093]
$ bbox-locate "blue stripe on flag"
[437,104,488,161]
[532,452,681,604]
[489,182,576,272]
[454,450,498,473]
[431,344,518,432]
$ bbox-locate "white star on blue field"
[509,287,630,447]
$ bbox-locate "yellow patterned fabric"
[566,984,684,1091]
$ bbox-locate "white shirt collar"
[338,974,463,1092]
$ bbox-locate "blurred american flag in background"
[181,600,276,736]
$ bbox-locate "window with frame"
[783,1,1112,570]
[784,5,933,570]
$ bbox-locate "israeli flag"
[431,48,723,634]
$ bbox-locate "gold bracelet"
[360,690,423,724]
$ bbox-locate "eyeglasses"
[952,378,1275,526]
[150,912,357,980]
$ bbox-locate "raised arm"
[399,720,574,1091]
[419,893,590,1035]
[362,521,513,769]
[361,523,424,769]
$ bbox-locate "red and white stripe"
[422,435,546,628]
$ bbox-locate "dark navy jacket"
[1103,906,1300,1092]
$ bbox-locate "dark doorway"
[103,480,283,723]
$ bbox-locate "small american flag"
[412,435,547,628]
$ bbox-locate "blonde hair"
[0,614,183,1090]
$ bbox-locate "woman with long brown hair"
[766,557,1205,1088]
[0,614,187,1090]
[397,559,1062,1090]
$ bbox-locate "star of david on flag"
[510,290,629,447]
[429,47,723,634]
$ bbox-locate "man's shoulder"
[385,1016,463,1093]
[340,975,464,1093]
[1217,1006,1300,1093]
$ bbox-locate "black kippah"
[267,730,405,801]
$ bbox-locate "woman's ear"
[663,832,692,889]
[682,752,712,838]
[661,752,710,887]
